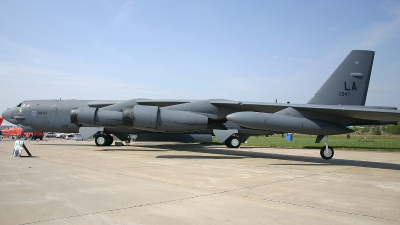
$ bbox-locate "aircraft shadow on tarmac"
[31,142,400,171]
[36,143,95,147]
[96,148,168,152]
[120,143,400,171]
[156,155,244,159]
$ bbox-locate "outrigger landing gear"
[95,134,113,146]
[320,135,334,160]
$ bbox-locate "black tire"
[225,136,241,148]
[95,134,108,146]
[106,134,113,146]
[225,139,232,148]
[320,146,334,160]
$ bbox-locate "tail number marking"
[344,82,357,91]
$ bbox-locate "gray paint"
[2,50,400,149]
[227,112,352,135]
[308,50,374,105]
[2,100,91,133]
[213,129,238,143]
[135,133,212,143]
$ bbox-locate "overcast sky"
[1,0,400,125]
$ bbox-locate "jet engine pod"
[71,107,96,125]
[122,105,157,129]
[71,107,123,126]
[122,105,208,132]
[156,108,209,132]
[96,109,123,126]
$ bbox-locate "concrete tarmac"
[0,139,399,224]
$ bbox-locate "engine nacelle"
[71,105,208,132]
[71,107,123,126]
[123,105,208,132]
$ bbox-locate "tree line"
[353,123,400,135]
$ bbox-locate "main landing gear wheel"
[95,134,108,146]
[320,146,334,160]
[95,134,113,146]
[225,135,241,148]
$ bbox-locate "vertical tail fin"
[308,50,374,106]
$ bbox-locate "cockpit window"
[16,102,31,108]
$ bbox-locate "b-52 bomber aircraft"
[2,99,274,148]
[3,50,400,160]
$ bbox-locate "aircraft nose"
[2,108,15,123]
[2,109,10,119]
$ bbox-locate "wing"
[211,100,400,122]
[87,100,121,108]
[87,99,195,108]
[137,99,197,107]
